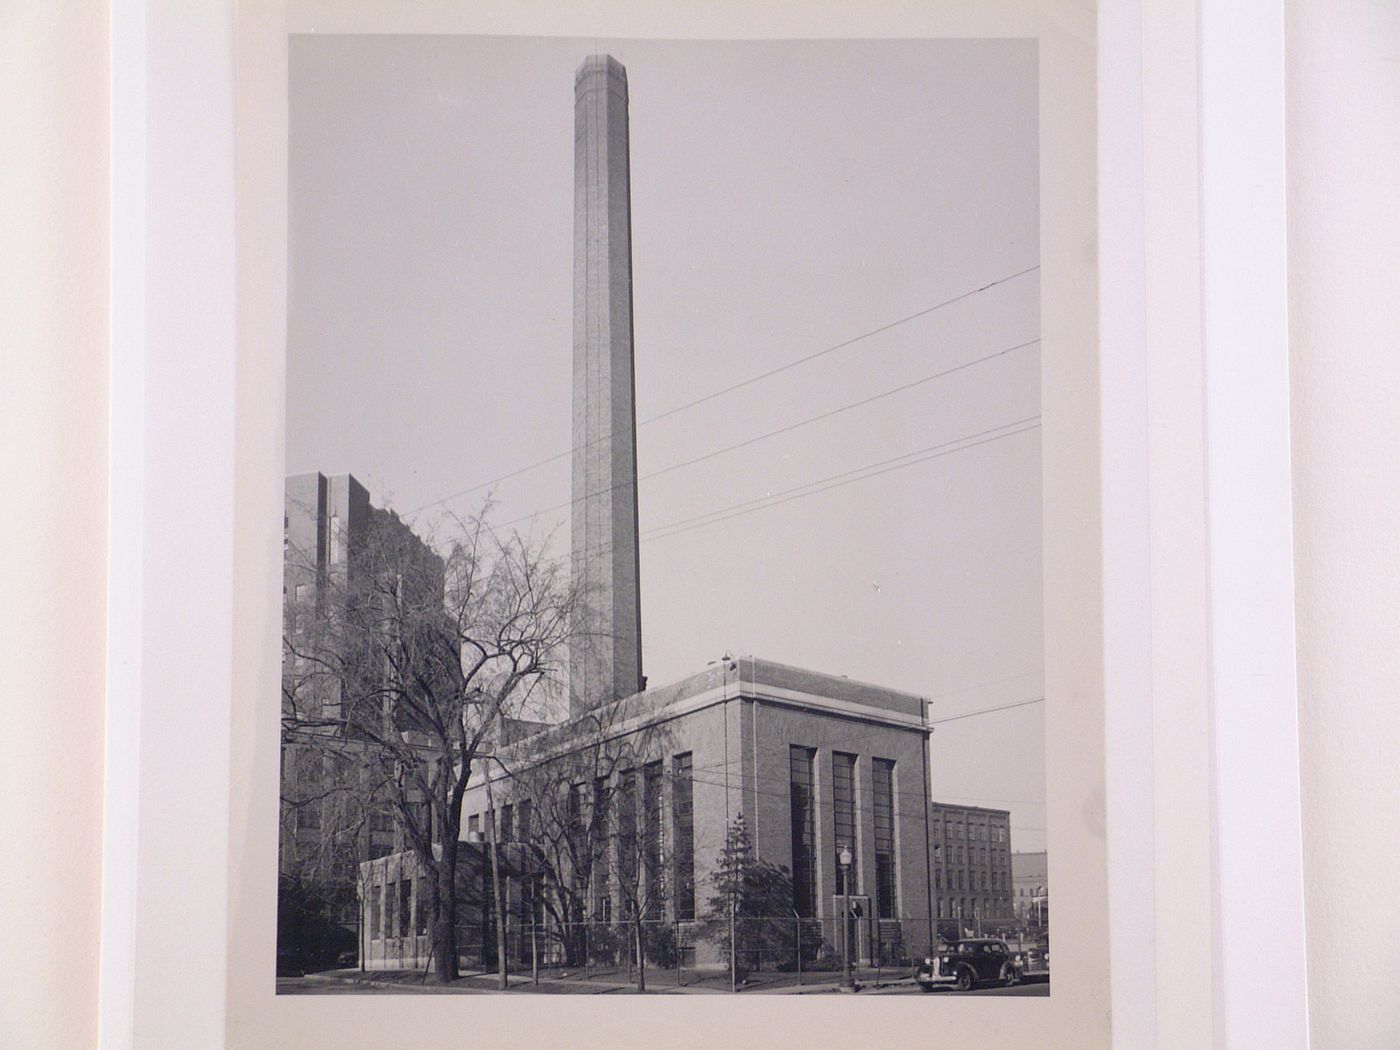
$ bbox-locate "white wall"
[1288,2,1400,1047]
[0,4,109,1048]
[4,3,1399,1047]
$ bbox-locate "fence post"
[874,916,881,987]
[795,916,802,987]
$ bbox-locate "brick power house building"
[356,55,942,975]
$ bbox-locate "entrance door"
[832,895,872,965]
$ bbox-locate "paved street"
[864,979,1050,997]
[277,973,1050,996]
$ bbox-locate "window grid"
[592,776,611,915]
[618,770,638,905]
[672,753,695,921]
[873,758,897,919]
[643,762,664,918]
[832,752,858,896]
[789,746,817,918]
[398,879,411,939]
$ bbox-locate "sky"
[287,35,1045,852]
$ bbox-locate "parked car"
[915,938,1022,992]
[1019,946,1049,977]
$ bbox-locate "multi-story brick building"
[927,801,1014,935]
[280,471,443,881]
[361,656,938,972]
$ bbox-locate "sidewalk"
[300,965,915,995]
[302,968,724,994]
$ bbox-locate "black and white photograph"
[21,1,1400,1048]
[276,34,1048,997]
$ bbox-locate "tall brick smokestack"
[569,55,643,715]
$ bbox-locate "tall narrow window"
[592,776,611,917]
[873,758,897,919]
[672,753,695,921]
[832,752,858,895]
[499,803,513,843]
[415,877,429,935]
[789,746,817,917]
[328,512,341,565]
[618,770,638,909]
[643,761,664,917]
[370,884,382,940]
[398,880,412,939]
[568,783,588,905]
[517,798,532,843]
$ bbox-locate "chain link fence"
[448,913,942,988]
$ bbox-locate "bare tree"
[278,731,397,970]
[491,699,676,992]
[282,508,576,982]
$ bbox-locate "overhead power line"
[642,419,1040,544]
[641,264,1041,426]
[687,695,1047,784]
[558,416,1040,562]
[401,263,1040,518]
[493,337,1040,535]
[930,696,1046,726]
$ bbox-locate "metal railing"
[436,914,938,989]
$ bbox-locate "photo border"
[102,1,1317,1046]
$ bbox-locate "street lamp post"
[838,844,854,992]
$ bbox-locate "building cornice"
[475,680,930,790]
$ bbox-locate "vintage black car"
[915,938,1022,992]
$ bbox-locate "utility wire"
[687,696,1047,785]
[555,417,1040,562]
[642,420,1040,544]
[401,264,1040,519]
[642,264,1041,425]
[491,338,1039,534]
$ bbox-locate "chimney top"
[575,54,627,92]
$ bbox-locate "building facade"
[1011,849,1049,926]
[359,842,545,972]
[280,471,443,881]
[927,802,1014,934]
[355,660,940,974]
[359,657,936,973]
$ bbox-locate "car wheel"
[955,969,974,992]
[918,982,935,993]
